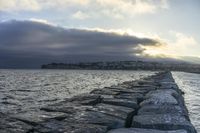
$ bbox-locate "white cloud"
[29,18,57,26]
[0,0,90,12]
[62,0,90,6]
[72,11,90,20]
[96,0,169,16]
[0,0,41,11]
[167,32,198,56]
[42,0,90,9]
[141,31,200,58]
[160,0,169,9]
[79,27,161,39]
[174,32,197,46]
[0,0,169,19]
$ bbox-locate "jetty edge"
[1,71,196,133]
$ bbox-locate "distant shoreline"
[41,61,200,74]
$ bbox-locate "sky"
[0,0,200,68]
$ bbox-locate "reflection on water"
[172,72,200,132]
[0,69,154,115]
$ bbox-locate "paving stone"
[63,110,125,130]
[41,103,92,113]
[140,95,178,106]
[67,93,103,105]
[12,110,67,126]
[108,128,188,133]
[138,105,188,116]
[145,89,179,99]
[91,88,120,95]
[137,80,159,86]
[0,114,33,133]
[102,98,138,109]
[114,93,143,102]
[92,87,144,95]
[42,103,126,130]
[140,90,179,106]
[158,82,178,90]
[34,120,107,133]
[130,87,156,94]
[132,114,196,133]
[90,103,135,120]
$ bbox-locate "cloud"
[0,0,90,12]
[42,0,90,9]
[0,0,169,18]
[108,0,169,18]
[0,20,161,68]
[141,31,200,58]
[0,0,41,11]
[72,11,90,20]
[29,18,56,25]
[96,0,157,15]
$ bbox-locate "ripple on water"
[172,72,200,132]
[0,69,155,115]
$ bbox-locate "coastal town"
[42,61,200,73]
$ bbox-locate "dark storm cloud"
[0,20,161,68]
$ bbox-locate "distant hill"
[41,61,200,73]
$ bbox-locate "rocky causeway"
[0,72,197,133]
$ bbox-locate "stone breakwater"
[0,72,197,133]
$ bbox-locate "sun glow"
[140,32,200,59]
[140,45,179,59]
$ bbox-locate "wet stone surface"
[108,128,188,133]
[0,72,197,133]
[89,103,135,120]
[0,114,33,133]
[137,105,188,116]
[102,98,138,109]
[132,114,195,132]
[34,120,108,133]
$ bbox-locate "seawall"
[0,71,197,133]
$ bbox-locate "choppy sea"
[173,72,200,132]
[0,70,154,115]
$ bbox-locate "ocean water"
[0,69,154,115]
[172,72,200,132]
